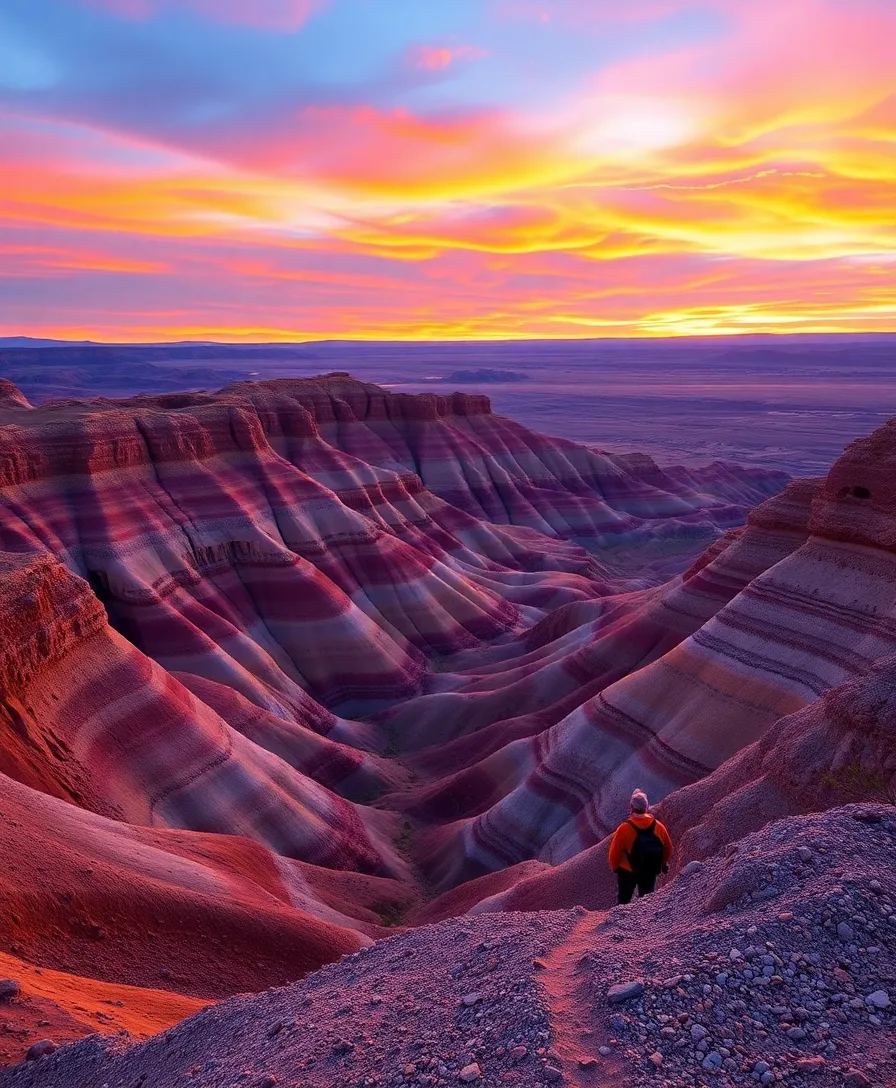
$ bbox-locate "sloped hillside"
[2,374,894,1076]
[1,807,892,1088]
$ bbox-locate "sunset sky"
[2,0,895,341]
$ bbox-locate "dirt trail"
[538,913,628,1087]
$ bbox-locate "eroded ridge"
[0,375,894,1078]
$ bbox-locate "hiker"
[608,789,673,905]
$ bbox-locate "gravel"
[578,805,896,1088]
[0,912,581,1088]
[0,805,893,1088]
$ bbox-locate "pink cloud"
[8,0,895,340]
[0,241,168,276]
[408,44,489,71]
[195,102,561,200]
[589,0,896,129]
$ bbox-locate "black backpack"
[627,818,665,876]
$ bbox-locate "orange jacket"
[608,813,673,873]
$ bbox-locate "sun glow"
[573,97,701,157]
[1,0,895,341]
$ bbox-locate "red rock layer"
[4,372,855,1059]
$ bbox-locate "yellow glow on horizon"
[2,0,895,341]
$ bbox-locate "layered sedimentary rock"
[0,552,406,880]
[3,373,895,1068]
[416,456,896,892]
[417,649,896,922]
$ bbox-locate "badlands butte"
[0,373,892,1088]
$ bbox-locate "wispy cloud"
[1,0,894,339]
[408,44,489,71]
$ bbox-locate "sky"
[1,0,895,342]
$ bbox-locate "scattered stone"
[26,1040,57,1061]
[0,980,20,1002]
[702,1050,723,1070]
[607,981,644,1004]
[0,810,892,1088]
[795,1056,826,1073]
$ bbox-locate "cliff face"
[416,437,896,891]
[2,374,894,1061]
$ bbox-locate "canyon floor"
[0,371,893,1086]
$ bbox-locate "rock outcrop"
[1,373,894,1075]
[1,807,892,1088]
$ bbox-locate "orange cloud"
[0,242,167,275]
[5,0,896,340]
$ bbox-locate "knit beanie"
[630,789,649,813]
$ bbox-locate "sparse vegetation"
[820,759,896,805]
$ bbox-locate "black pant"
[617,870,656,905]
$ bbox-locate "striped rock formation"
[414,653,896,921]
[413,443,896,895]
[4,373,895,1065]
[0,552,407,878]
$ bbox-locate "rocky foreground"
[1,376,895,1082]
[1,806,893,1088]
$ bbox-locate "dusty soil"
[1,805,892,1088]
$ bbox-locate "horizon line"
[5,329,896,348]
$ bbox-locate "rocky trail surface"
[0,807,893,1088]
[0,374,894,1082]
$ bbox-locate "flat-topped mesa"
[0,378,488,490]
[0,552,105,698]
[810,418,896,551]
[0,377,786,546]
[222,375,492,424]
[0,401,320,488]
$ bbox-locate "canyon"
[0,373,892,1087]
